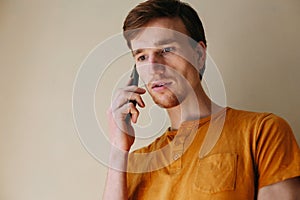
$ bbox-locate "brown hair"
[123,0,207,48]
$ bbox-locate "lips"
[151,81,172,90]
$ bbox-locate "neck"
[167,83,221,130]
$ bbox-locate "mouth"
[151,81,172,91]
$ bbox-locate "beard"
[148,86,187,109]
[143,67,192,109]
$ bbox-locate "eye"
[161,47,175,54]
[137,55,146,62]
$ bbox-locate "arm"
[254,114,300,200]
[258,177,300,200]
[103,144,129,200]
[103,85,146,200]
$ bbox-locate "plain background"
[0,0,299,199]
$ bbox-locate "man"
[104,0,300,199]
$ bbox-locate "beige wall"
[0,0,299,199]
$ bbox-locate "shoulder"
[226,107,292,133]
[222,107,297,159]
[226,107,273,121]
[225,108,300,188]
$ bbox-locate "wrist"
[108,145,130,172]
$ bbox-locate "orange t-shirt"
[127,108,300,199]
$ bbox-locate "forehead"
[130,18,191,51]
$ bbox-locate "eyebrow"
[132,38,177,56]
[154,38,177,46]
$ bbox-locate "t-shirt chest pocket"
[194,153,238,194]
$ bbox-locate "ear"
[195,41,206,72]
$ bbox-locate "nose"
[148,51,165,75]
[149,63,165,75]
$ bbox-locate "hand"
[107,81,146,151]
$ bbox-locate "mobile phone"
[126,65,139,123]
[130,64,139,87]
[129,64,139,106]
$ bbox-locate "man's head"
[123,0,207,48]
[123,0,207,108]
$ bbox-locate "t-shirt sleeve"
[255,114,300,189]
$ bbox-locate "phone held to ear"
[130,64,139,87]
[126,65,139,123]
[129,64,139,106]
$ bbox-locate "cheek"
[136,66,149,83]
[175,48,199,68]
[178,65,200,87]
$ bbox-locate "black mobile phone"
[126,65,139,123]
[129,64,139,106]
[130,64,139,87]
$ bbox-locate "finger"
[127,93,145,108]
[114,102,139,121]
[124,85,146,94]
[127,102,140,123]
[124,86,146,107]
[118,103,139,125]
[113,89,146,110]
[110,104,135,133]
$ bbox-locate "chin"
[152,95,181,109]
